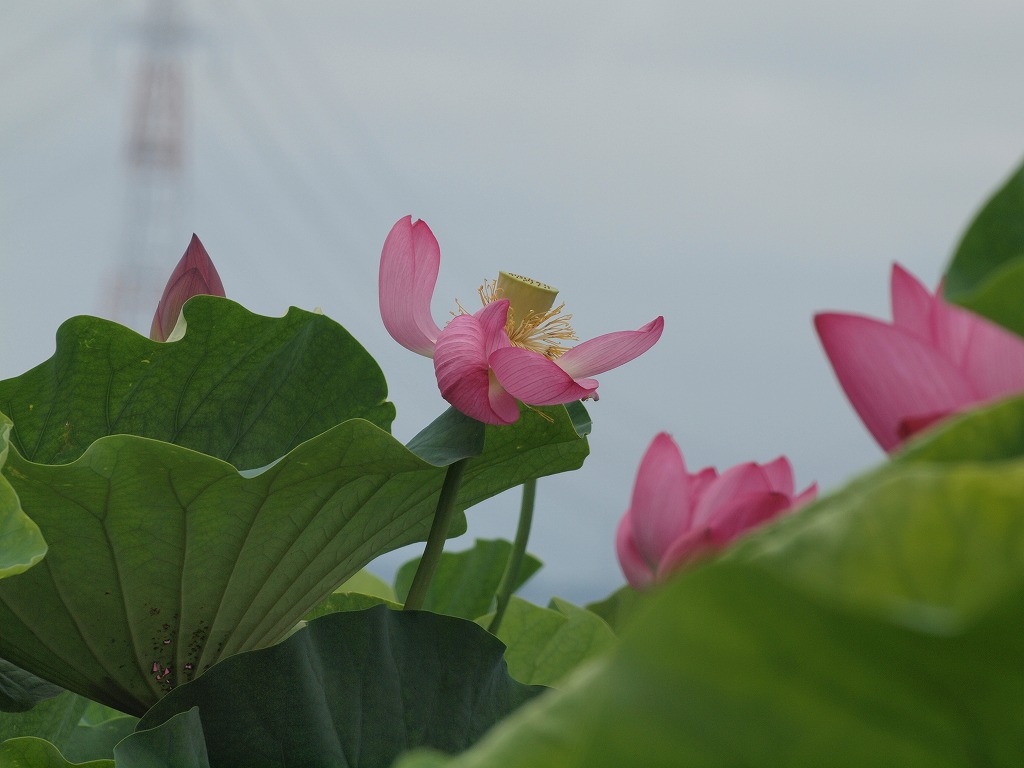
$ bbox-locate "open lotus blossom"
[815,263,1024,452]
[150,234,226,342]
[616,433,816,590]
[379,216,664,424]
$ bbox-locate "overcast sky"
[3,1,1024,603]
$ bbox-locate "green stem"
[404,457,470,611]
[487,477,537,634]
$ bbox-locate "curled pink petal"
[556,317,665,379]
[489,347,597,405]
[379,216,443,357]
[434,301,519,425]
[150,234,226,342]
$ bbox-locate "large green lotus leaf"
[303,592,401,620]
[943,157,1024,302]
[0,691,136,763]
[406,407,487,466]
[61,714,138,765]
[114,709,210,768]
[0,737,113,768]
[893,390,1024,463]
[477,597,616,687]
[0,413,46,580]
[128,607,543,768]
[0,691,88,747]
[727,395,1024,625]
[0,658,63,713]
[397,561,1024,768]
[301,569,402,623]
[394,538,542,619]
[584,586,646,635]
[391,400,1024,767]
[0,296,394,469]
[334,568,398,601]
[0,404,586,716]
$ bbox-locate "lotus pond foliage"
[2,161,1024,766]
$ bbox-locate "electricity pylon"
[107,0,189,333]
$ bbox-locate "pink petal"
[555,317,665,380]
[702,491,793,544]
[378,216,443,357]
[652,527,715,576]
[897,410,952,442]
[688,466,719,504]
[891,264,980,371]
[689,462,772,529]
[957,315,1024,400]
[890,263,934,339]
[433,301,519,425]
[150,234,225,341]
[615,513,656,590]
[889,264,974,372]
[657,491,793,579]
[758,456,795,497]
[625,433,694,567]
[930,299,981,371]
[792,482,818,509]
[489,347,597,405]
[891,263,1024,404]
[815,312,977,452]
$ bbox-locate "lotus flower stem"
[487,477,537,634]
[403,457,470,611]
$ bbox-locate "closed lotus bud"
[150,234,226,342]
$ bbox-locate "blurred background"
[3,0,1023,604]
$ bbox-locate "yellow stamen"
[456,275,578,359]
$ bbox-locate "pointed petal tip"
[554,315,665,381]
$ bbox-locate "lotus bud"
[150,234,226,342]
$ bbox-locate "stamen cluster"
[459,279,578,359]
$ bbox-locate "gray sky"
[3,1,1024,603]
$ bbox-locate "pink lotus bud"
[815,264,1024,452]
[616,433,816,589]
[150,234,226,342]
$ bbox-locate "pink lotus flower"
[616,433,816,589]
[379,216,664,424]
[150,234,226,341]
[815,264,1024,452]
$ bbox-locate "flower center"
[458,271,578,358]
